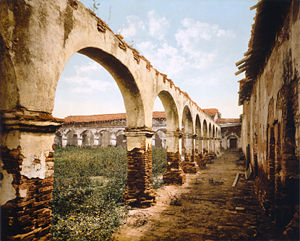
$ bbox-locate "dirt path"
[113,150,283,241]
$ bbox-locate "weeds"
[52,146,166,240]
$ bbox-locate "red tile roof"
[64,111,166,123]
[216,118,240,124]
[202,108,219,118]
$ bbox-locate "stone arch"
[195,115,202,153]
[208,123,212,152]
[66,129,78,146]
[61,47,145,128]
[203,119,208,153]
[154,90,180,133]
[99,130,111,147]
[54,131,62,147]
[227,133,239,149]
[212,125,216,152]
[153,128,166,148]
[81,130,94,147]
[116,130,126,147]
[181,105,197,173]
[182,105,193,154]
[153,91,185,184]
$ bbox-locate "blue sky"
[53,0,256,118]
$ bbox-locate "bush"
[51,146,166,240]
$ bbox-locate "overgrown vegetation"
[52,146,166,240]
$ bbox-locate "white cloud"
[62,62,115,93]
[178,18,235,41]
[174,18,236,70]
[76,62,100,74]
[119,16,145,38]
[137,41,186,77]
[147,10,169,40]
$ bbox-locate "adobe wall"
[0,0,221,239]
[220,124,241,150]
[241,2,299,234]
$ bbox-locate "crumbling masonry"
[236,0,299,237]
[0,0,220,240]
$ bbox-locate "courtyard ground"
[113,150,286,241]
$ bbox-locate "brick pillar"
[163,131,185,185]
[195,135,205,169]
[182,133,197,173]
[1,110,62,241]
[123,128,156,208]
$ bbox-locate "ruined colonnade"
[0,0,220,240]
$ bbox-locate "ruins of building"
[0,1,222,239]
[202,108,241,150]
[236,0,299,237]
[217,118,241,150]
[55,109,241,151]
[55,112,167,148]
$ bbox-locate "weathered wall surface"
[55,117,167,148]
[240,2,299,236]
[0,0,221,240]
[220,124,241,150]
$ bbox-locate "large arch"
[54,131,63,148]
[66,129,78,146]
[195,115,202,154]
[203,119,208,152]
[81,130,95,147]
[208,123,212,153]
[0,1,221,239]
[181,105,197,173]
[153,90,185,185]
[116,130,126,147]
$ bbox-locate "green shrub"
[52,146,166,240]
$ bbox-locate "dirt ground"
[113,150,286,241]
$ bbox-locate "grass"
[52,146,166,240]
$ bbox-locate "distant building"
[54,112,166,148]
[55,109,241,151]
[202,108,241,150]
[217,118,241,149]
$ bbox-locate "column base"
[123,188,156,208]
[182,161,198,173]
[163,169,186,185]
[195,155,206,169]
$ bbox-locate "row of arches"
[54,112,221,153]
[0,1,221,239]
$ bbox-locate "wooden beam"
[232,173,240,187]
[235,55,251,67]
[235,67,247,76]
[250,0,262,11]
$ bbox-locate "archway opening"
[152,91,185,185]
[116,130,126,147]
[203,120,208,153]
[51,49,139,240]
[150,94,171,188]
[54,131,62,148]
[195,115,203,168]
[229,136,238,149]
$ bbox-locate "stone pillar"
[163,131,185,185]
[62,136,67,147]
[123,128,156,208]
[77,137,82,147]
[1,110,62,241]
[195,136,204,169]
[181,133,197,173]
